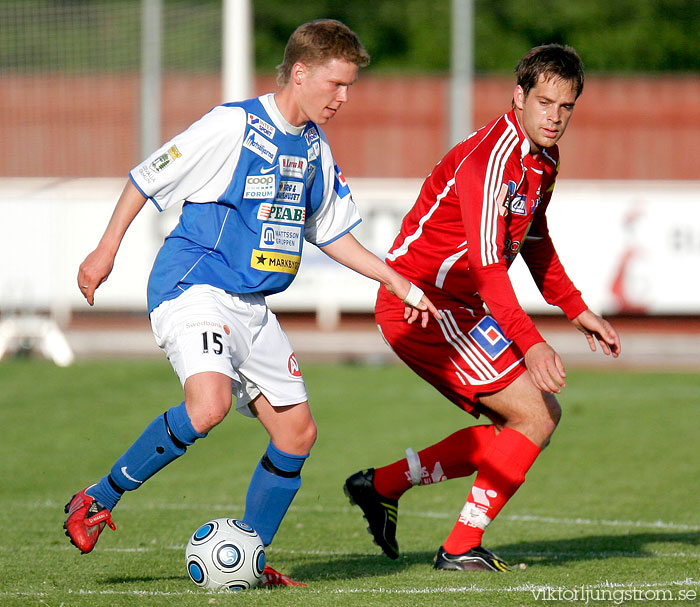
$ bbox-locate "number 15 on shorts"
[202,331,224,355]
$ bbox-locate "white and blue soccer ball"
[186,518,265,590]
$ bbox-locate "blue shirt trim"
[129,173,161,211]
[316,218,362,247]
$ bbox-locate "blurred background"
[1,0,699,367]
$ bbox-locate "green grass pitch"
[0,358,698,606]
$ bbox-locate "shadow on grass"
[285,530,700,582]
[495,530,700,566]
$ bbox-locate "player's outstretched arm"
[77,180,147,306]
[570,309,621,358]
[319,232,442,327]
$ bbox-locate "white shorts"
[150,284,308,417]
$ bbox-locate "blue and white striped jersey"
[130,94,361,313]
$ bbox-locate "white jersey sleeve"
[304,130,361,246]
[130,105,246,211]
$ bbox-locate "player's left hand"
[386,280,442,328]
[571,309,621,358]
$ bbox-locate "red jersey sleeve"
[455,148,545,354]
[520,186,588,321]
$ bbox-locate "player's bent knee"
[186,397,232,433]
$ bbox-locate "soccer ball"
[185,518,265,590]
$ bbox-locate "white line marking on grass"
[32,499,700,530]
[1,578,697,599]
[499,513,700,531]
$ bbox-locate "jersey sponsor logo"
[275,180,303,203]
[288,353,302,377]
[243,174,276,199]
[279,155,307,178]
[243,130,278,163]
[499,180,527,216]
[138,164,156,184]
[260,223,302,252]
[307,140,320,161]
[150,144,182,173]
[257,203,306,225]
[509,195,527,215]
[247,112,276,139]
[250,249,301,274]
[468,316,512,361]
[260,164,277,174]
[333,163,350,198]
[304,126,319,145]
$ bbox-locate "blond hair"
[276,19,370,86]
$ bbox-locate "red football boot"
[63,487,116,554]
[259,564,307,587]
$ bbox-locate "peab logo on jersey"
[247,112,276,139]
[243,174,275,199]
[257,202,306,225]
[279,155,307,179]
[243,131,278,163]
[468,316,512,361]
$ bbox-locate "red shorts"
[375,287,527,417]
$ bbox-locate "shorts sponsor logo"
[260,223,302,252]
[243,130,278,163]
[150,144,182,172]
[184,319,223,331]
[247,112,276,139]
[279,155,307,178]
[257,203,306,225]
[243,174,276,199]
[288,353,302,377]
[250,249,300,274]
[275,180,303,203]
[468,316,512,360]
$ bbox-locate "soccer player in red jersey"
[345,44,621,572]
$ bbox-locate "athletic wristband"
[403,283,424,308]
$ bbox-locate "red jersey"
[384,110,587,353]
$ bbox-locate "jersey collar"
[260,93,306,137]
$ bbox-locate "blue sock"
[243,441,309,546]
[86,402,205,511]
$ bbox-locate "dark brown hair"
[516,44,585,99]
[276,19,370,86]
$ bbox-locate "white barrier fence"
[2,178,699,326]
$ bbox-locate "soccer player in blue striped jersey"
[64,19,439,586]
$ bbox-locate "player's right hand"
[524,342,567,393]
[77,247,115,306]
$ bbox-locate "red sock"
[442,427,540,554]
[373,425,496,500]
